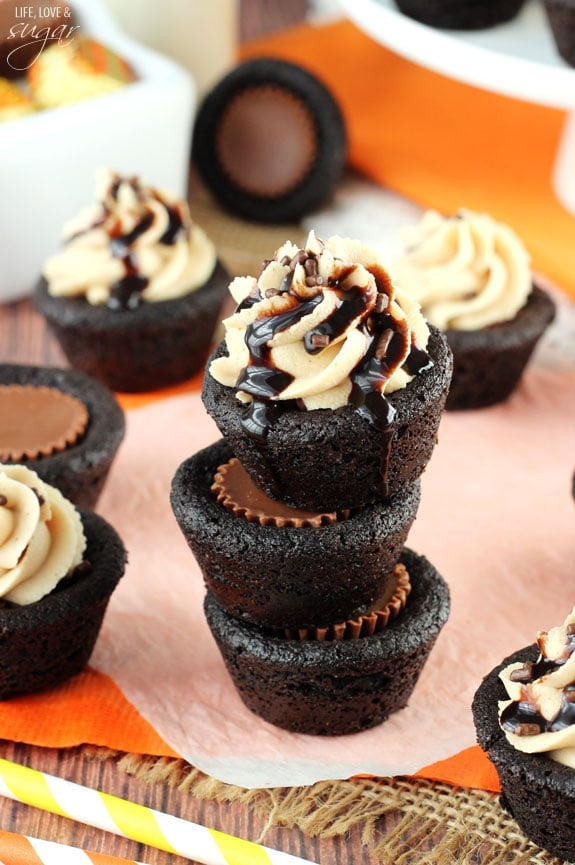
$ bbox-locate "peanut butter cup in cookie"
[391,209,555,410]
[171,439,420,629]
[0,385,88,461]
[203,231,452,511]
[34,170,230,393]
[204,548,450,735]
[0,364,125,509]
[0,464,126,698]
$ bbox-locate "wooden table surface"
[0,2,390,863]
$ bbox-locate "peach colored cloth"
[1,341,571,788]
[241,20,575,300]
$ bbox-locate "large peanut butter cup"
[171,439,420,630]
[0,385,88,462]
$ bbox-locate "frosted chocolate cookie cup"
[445,286,555,410]
[171,439,421,629]
[203,233,452,512]
[0,466,126,699]
[473,608,575,862]
[34,171,230,394]
[0,364,125,509]
[391,209,555,411]
[204,548,450,736]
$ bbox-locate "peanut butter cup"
[212,457,345,527]
[0,385,88,462]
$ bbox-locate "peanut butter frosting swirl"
[43,170,216,310]
[499,608,575,767]
[0,464,86,605]
[210,231,431,436]
[391,209,532,331]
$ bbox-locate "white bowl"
[0,0,195,303]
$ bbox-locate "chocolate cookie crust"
[34,262,230,393]
[171,439,421,629]
[0,364,125,509]
[202,325,452,511]
[472,645,575,862]
[445,286,555,411]
[0,509,126,699]
[204,547,450,735]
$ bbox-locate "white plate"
[338,0,575,109]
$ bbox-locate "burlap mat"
[150,176,561,864]
[82,749,560,865]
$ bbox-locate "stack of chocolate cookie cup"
[171,238,453,736]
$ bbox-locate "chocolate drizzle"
[67,174,191,310]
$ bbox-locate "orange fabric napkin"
[241,19,574,299]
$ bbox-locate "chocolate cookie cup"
[204,547,450,736]
[445,286,556,411]
[0,364,125,509]
[0,509,126,699]
[472,645,575,861]
[34,262,230,393]
[203,325,451,512]
[171,439,421,629]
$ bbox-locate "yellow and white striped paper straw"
[0,758,317,865]
[0,828,146,865]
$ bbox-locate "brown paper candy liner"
[212,458,349,527]
[0,385,89,462]
[284,563,411,641]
